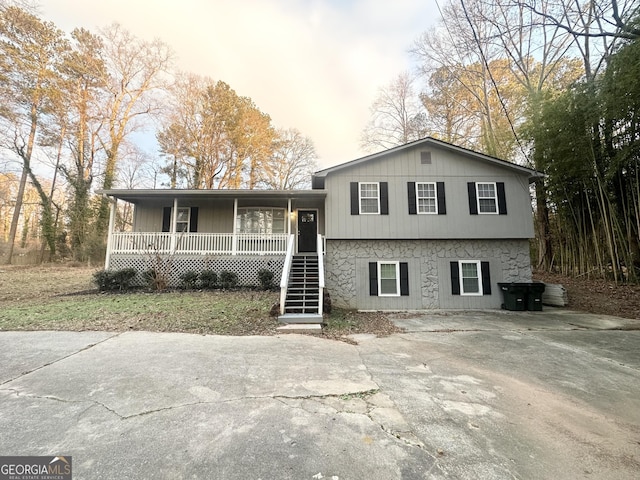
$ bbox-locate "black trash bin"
[498,283,527,311]
[526,282,546,311]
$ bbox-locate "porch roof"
[98,188,327,204]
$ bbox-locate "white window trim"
[416,182,437,214]
[476,182,498,215]
[378,261,400,297]
[359,182,380,215]
[176,206,191,232]
[459,260,483,296]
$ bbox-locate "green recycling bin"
[498,283,527,311]
[526,282,546,311]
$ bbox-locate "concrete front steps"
[276,323,322,334]
[279,254,323,327]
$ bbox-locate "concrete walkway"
[1,309,639,479]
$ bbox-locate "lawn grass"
[0,264,404,340]
[0,290,279,335]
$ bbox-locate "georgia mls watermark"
[0,456,72,480]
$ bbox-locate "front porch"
[101,188,326,268]
[99,188,326,291]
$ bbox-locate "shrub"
[199,270,217,289]
[144,253,172,290]
[218,270,238,289]
[180,270,199,289]
[144,268,169,291]
[257,268,274,290]
[93,268,137,292]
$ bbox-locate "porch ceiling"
[98,189,327,205]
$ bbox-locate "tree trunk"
[534,179,553,270]
[4,165,28,264]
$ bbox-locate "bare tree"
[512,0,638,78]
[413,1,517,158]
[515,0,639,40]
[261,128,318,190]
[158,75,277,189]
[0,6,66,263]
[95,23,173,233]
[360,72,429,152]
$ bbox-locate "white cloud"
[41,0,439,167]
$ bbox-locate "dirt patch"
[0,263,97,303]
[533,271,640,320]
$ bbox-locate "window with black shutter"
[451,260,491,296]
[351,182,388,215]
[369,261,409,297]
[468,182,507,215]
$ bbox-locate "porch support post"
[232,198,238,255]
[170,197,178,254]
[287,198,292,235]
[104,197,117,269]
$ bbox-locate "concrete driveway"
[1,308,639,479]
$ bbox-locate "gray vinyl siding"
[323,145,534,240]
[133,206,163,232]
[131,199,323,235]
[354,258,423,310]
[132,201,235,233]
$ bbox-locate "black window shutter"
[497,182,507,215]
[162,207,172,232]
[189,207,199,232]
[350,182,359,215]
[437,181,446,215]
[380,182,389,215]
[400,262,409,296]
[467,182,478,215]
[481,261,491,295]
[450,261,460,295]
[407,182,417,215]
[369,262,378,296]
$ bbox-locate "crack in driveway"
[0,333,122,386]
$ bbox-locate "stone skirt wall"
[324,239,532,310]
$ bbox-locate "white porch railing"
[279,234,296,315]
[110,232,289,255]
[317,233,325,316]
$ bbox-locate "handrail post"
[317,234,325,316]
[279,234,295,315]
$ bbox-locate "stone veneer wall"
[324,239,532,309]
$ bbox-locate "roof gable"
[312,137,543,188]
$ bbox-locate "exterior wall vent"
[420,151,432,164]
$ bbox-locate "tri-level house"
[100,137,542,321]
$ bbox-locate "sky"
[39,0,441,169]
